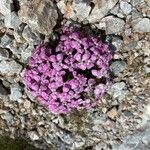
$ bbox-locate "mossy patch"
[0,136,38,150]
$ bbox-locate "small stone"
[23,100,31,109]
[10,84,22,101]
[107,107,118,120]
[73,1,91,21]
[98,16,125,34]
[120,1,132,15]
[20,44,32,62]
[110,61,127,76]
[87,0,118,23]
[0,0,13,16]
[22,25,42,44]
[0,48,9,60]
[4,12,21,29]
[28,131,40,141]
[19,0,58,35]
[133,18,150,33]
[0,34,13,48]
[0,60,22,75]
[2,112,14,124]
[108,82,128,101]
[142,129,150,145]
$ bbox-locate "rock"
[57,0,91,21]
[106,16,125,34]
[0,48,9,60]
[120,1,132,15]
[9,84,22,101]
[133,18,150,33]
[22,25,42,44]
[28,131,40,141]
[97,16,125,34]
[132,0,144,7]
[0,60,22,75]
[20,44,32,62]
[142,129,150,145]
[72,1,91,21]
[107,107,118,120]
[117,134,141,150]
[2,112,14,124]
[0,34,13,48]
[4,12,21,29]
[0,0,13,16]
[110,61,127,76]
[0,13,5,29]
[108,82,128,101]
[19,0,58,35]
[87,0,118,23]
[74,136,85,148]
[106,35,123,51]
[23,100,31,109]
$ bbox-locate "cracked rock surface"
[0,0,150,149]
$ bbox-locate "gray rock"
[133,18,150,33]
[22,25,42,44]
[110,61,127,76]
[87,0,118,23]
[97,16,125,34]
[20,44,32,62]
[106,36,123,51]
[120,1,132,15]
[106,16,125,34]
[72,1,91,21]
[0,0,13,16]
[2,112,14,124]
[0,48,9,60]
[9,83,22,101]
[57,0,91,21]
[28,131,40,141]
[108,82,128,101]
[4,12,22,29]
[0,34,13,48]
[0,60,22,75]
[0,13,5,29]
[19,0,58,35]
[132,0,144,6]
[142,129,150,145]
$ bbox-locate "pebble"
[23,100,31,109]
[0,34,13,48]
[28,131,40,141]
[120,1,132,15]
[108,82,128,101]
[4,12,21,29]
[9,84,22,101]
[110,61,127,76]
[0,60,22,75]
[107,107,118,120]
[19,0,58,35]
[2,112,14,124]
[133,18,150,33]
[0,48,9,60]
[0,0,13,16]
[99,16,125,34]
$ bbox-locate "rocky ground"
[0,0,150,150]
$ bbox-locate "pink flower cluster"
[22,27,112,114]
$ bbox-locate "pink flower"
[22,26,112,114]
